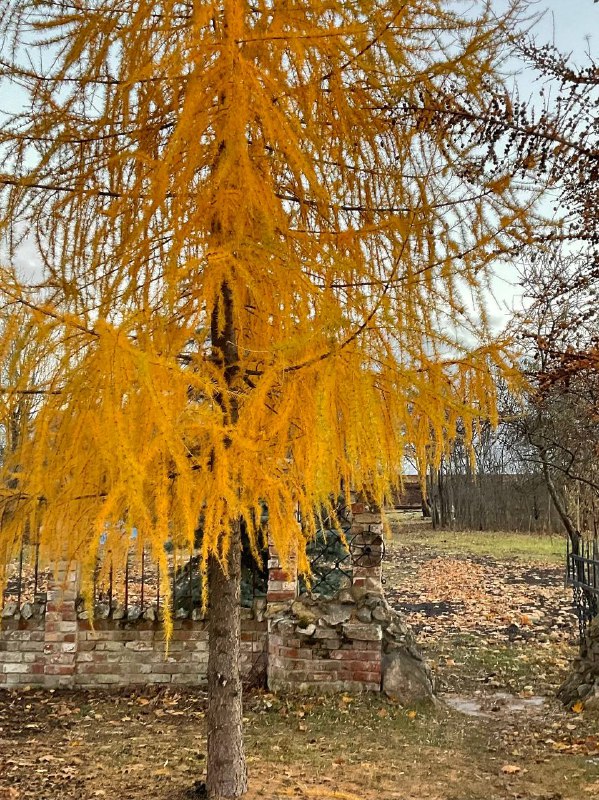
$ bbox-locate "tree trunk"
[539,446,581,551]
[427,465,439,528]
[421,494,431,519]
[206,279,247,798]
[206,519,247,799]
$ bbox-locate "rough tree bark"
[207,525,247,798]
[538,445,581,552]
[206,281,248,799]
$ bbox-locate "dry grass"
[1,688,598,800]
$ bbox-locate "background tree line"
[424,38,599,541]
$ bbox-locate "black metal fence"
[2,542,267,616]
[3,504,388,613]
[92,544,267,616]
[298,503,353,598]
[303,536,351,597]
[566,537,599,639]
[1,544,51,608]
[93,547,178,617]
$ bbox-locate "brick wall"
[0,606,267,689]
[44,561,79,687]
[1,505,391,693]
[0,610,45,688]
[1,559,268,689]
[266,502,384,693]
[268,618,382,693]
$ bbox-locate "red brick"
[171,629,201,641]
[266,591,295,602]
[45,601,76,613]
[44,632,77,643]
[278,646,300,658]
[340,642,380,653]
[44,665,75,676]
[242,619,267,632]
[269,568,294,582]
[352,671,381,683]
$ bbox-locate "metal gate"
[566,537,599,639]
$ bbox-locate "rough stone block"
[1,602,18,618]
[342,623,383,642]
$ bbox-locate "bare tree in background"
[516,248,599,546]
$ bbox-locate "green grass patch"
[243,691,484,773]
[425,633,573,694]
[394,524,566,563]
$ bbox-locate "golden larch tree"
[0,0,533,797]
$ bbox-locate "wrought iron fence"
[93,547,175,617]
[1,543,51,609]
[2,540,267,617]
[299,504,352,597]
[93,543,267,616]
[566,537,599,639]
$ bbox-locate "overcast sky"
[485,0,598,326]
[533,0,596,56]
[2,2,595,118]
[3,1,599,322]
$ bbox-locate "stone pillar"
[558,615,599,710]
[266,541,298,605]
[350,504,384,589]
[43,560,80,688]
[266,539,297,692]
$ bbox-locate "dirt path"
[1,522,598,800]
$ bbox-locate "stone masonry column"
[266,538,298,691]
[43,560,80,688]
[349,501,384,589]
[266,540,298,605]
[348,501,385,694]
